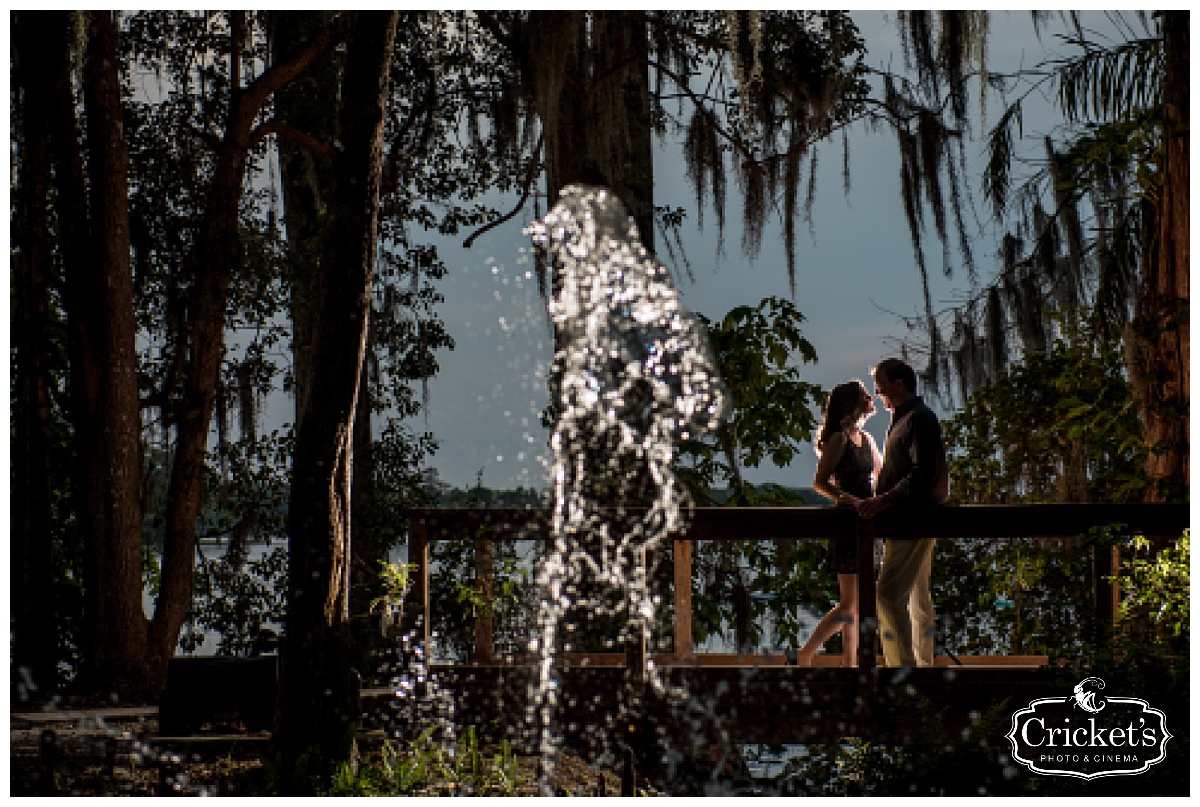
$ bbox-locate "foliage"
[670,296,830,653]
[935,330,1154,661]
[328,727,523,796]
[465,11,870,289]
[943,332,1144,504]
[1120,529,1189,646]
[933,536,1097,660]
[1052,31,1161,125]
[370,561,415,613]
[888,11,1178,462]
[677,295,822,499]
[671,11,870,285]
[181,546,288,656]
[429,533,540,663]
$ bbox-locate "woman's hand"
[838,493,864,508]
[857,490,894,518]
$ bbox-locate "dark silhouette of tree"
[277,10,398,784]
[8,10,344,694]
[1139,11,1188,502]
[465,11,868,290]
[890,11,1187,503]
[11,11,65,692]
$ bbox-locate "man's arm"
[857,409,944,518]
[891,409,944,501]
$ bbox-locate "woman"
[795,380,881,667]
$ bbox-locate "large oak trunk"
[531,11,655,252]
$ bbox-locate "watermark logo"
[1007,677,1171,780]
[1070,676,1106,713]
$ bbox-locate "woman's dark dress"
[830,432,874,574]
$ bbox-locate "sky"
[407,10,1105,492]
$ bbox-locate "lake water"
[150,539,809,658]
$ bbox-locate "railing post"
[408,518,431,657]
[626,546,648,682]
[673,538,694,660]
[473,534,496,663]
[855,516,877,735]
[1094,542,1121,627]
[855,516,877,673]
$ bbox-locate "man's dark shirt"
[877,395,949,505]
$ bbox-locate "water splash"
[524,184,730,792]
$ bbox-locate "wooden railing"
[403,503,1188,672]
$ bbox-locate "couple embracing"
[795,357,949,669]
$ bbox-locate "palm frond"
[1055,35,1162,123]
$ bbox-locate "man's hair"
[874,357,917,393]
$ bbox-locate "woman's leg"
[796,573,859,667]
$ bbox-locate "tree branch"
[249,119,337,158]
[231,13,349,143]
[463,133,544,248]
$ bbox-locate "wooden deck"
[361,655,1062,752]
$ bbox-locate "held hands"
[857,490,895,519]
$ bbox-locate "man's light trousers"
[876,537,936,667]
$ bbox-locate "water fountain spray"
[525,184,730,792]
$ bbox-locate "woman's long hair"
[816,380,869,455]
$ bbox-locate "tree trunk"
[147,12,344,679]
[1144,12,1189,502]
[1129,14,1189,503]
[81,10,153,691]
[278,10,397,785]
[11,13,61,694]
[531,11,655,253]
[274,9,386,666]
[273,10,340,415]
[33,10,110,685]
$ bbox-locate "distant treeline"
[428,483,826,508]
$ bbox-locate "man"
[858,357,949,667]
